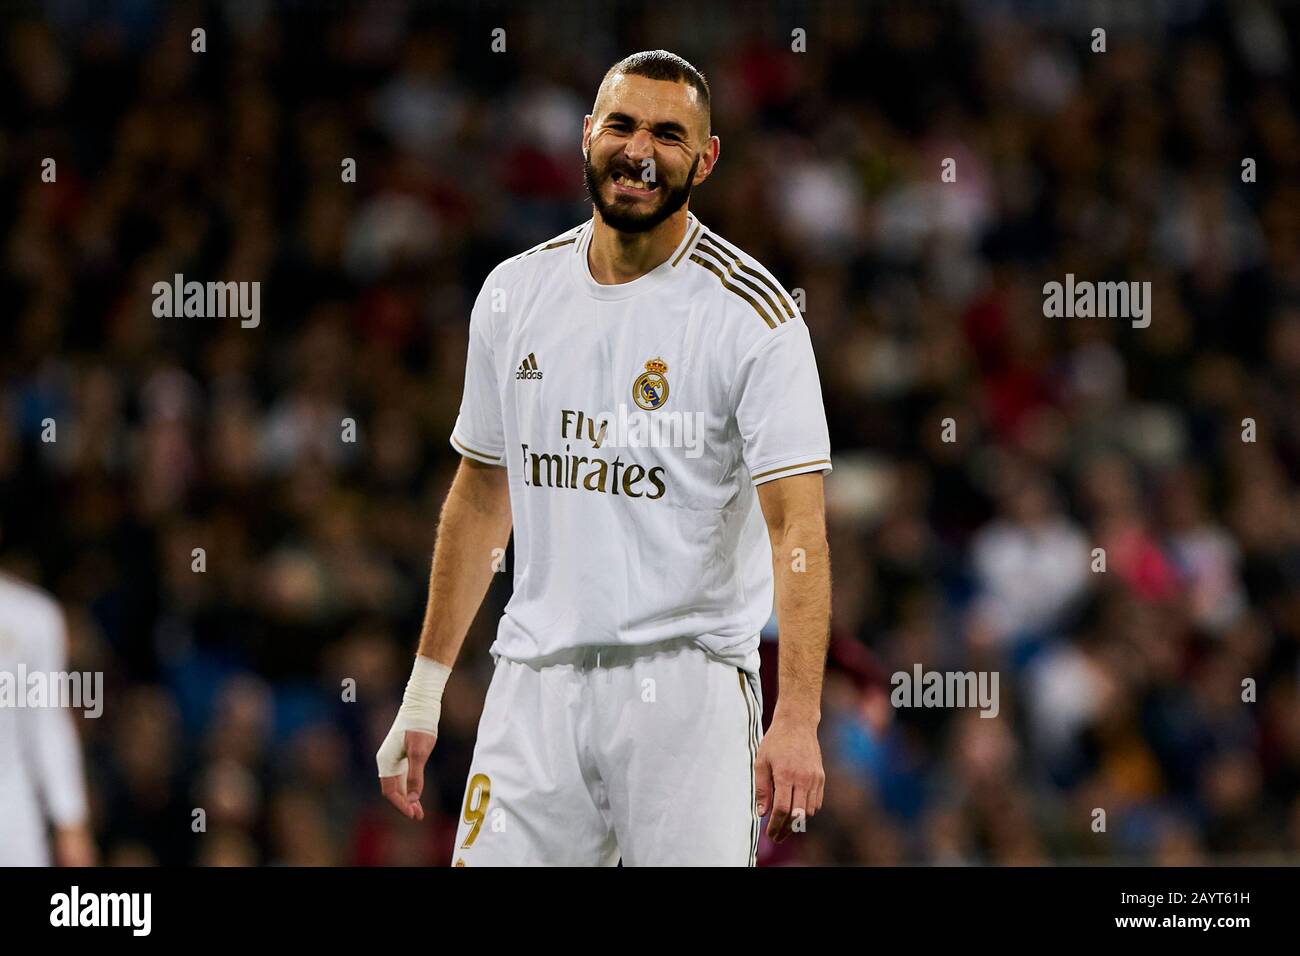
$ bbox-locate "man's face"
[583,73,714,234]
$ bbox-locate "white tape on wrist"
[376,655,452,778]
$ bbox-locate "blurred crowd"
[2,0,1299,865]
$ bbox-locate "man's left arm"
[754,470,830,842]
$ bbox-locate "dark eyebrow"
[604,112,690,138]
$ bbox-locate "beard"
[583,151,701,234]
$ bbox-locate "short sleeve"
[732,323,833,486]
[449,272,506,466]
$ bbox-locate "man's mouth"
[610,172,658,194]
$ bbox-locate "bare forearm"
[417,461,512,666]
[770,527,830,725]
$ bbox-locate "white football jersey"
[0,574,89,865]
[450,212,832,675]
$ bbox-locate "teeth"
[615,174,649,190]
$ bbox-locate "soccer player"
[0,571,95,866]
[378,50,832,865]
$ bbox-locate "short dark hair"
[600,50,711,134]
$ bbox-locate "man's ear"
[581,114,592,156]
[694,135,721,185]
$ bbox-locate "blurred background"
[2,0,1299,865]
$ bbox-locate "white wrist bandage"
[376,655,452,778]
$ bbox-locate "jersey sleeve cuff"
[748,455,832,486]
[450,432,506,466]
[48,794,89,826]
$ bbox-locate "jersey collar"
[569,212,702,301]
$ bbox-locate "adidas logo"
[516,352,543,380]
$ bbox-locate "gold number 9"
[461,773,492,847]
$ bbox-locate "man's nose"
[625,128,655,160]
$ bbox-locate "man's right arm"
[377,456,510,818]
[417,457,512,667]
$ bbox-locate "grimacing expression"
[583,74,709,233]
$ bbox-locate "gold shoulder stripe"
[700,233,798,320]
[751,459,831,481]
[452,434,502,462]
[689,254,777,329]
[523,237,578,257]
[694,242,786,325]
[671,223,702,266]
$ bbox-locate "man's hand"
[378,728,437,821]
[377,655,452,820]
[754,711,825,842]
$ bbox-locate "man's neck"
[586,208,689,285]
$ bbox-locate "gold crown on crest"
[644,357,668,375]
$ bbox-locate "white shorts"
[451,637,763,866]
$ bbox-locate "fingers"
[380,772,418,819]
[754,750,773,818]
[401,730,436,821]
[764,767,826,843]
[785,781,814,843]
[766,775,794,842]
[380,777,424,821]
[377,727,437,820]
[811,771,825,816]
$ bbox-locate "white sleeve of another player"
[732,322,833,486]
[29,606,89,827]
[449,270,507,466]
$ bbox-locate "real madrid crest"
[632,357,669,411]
